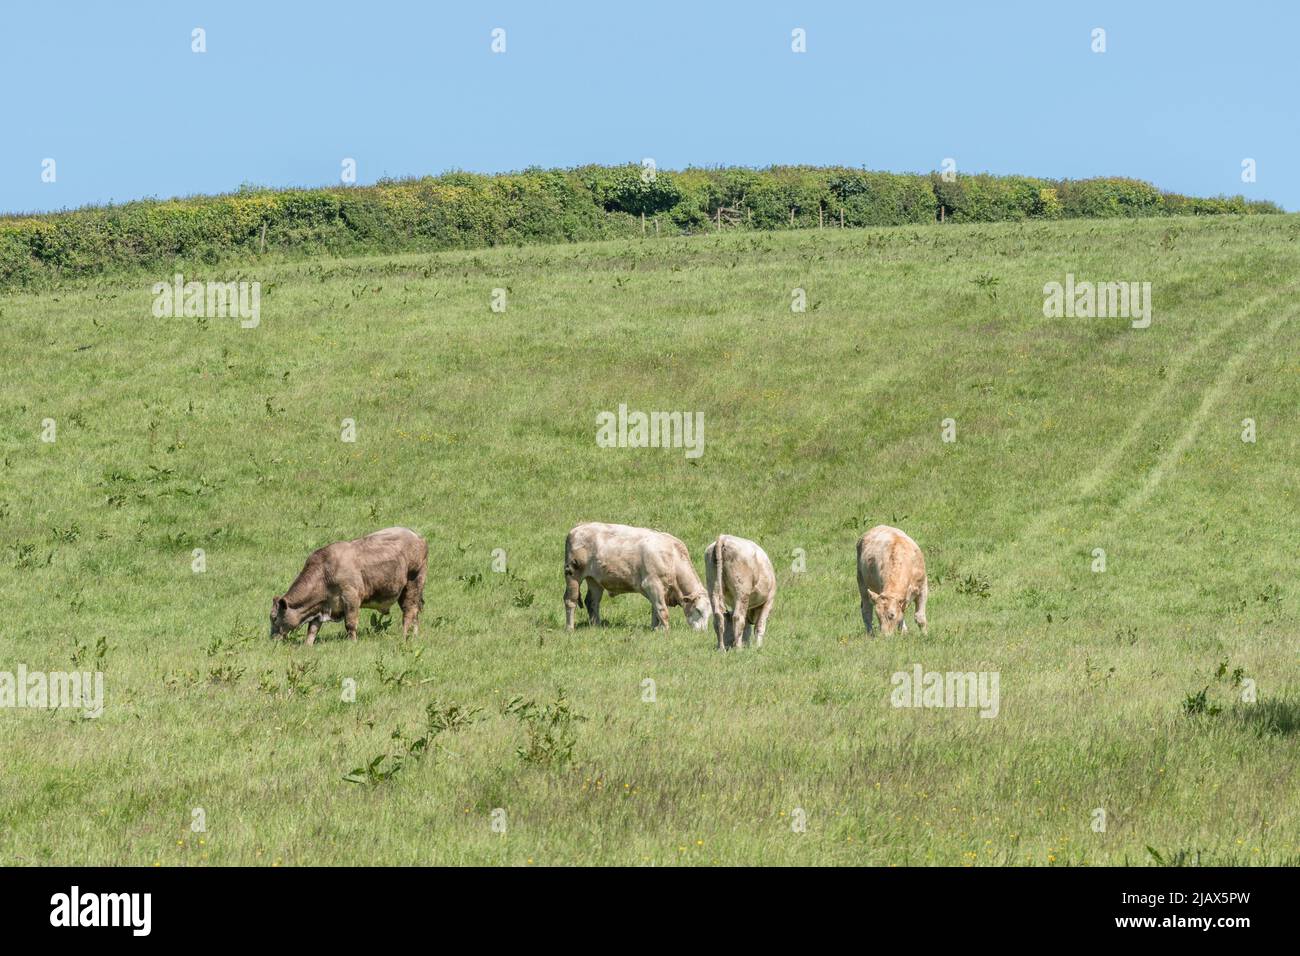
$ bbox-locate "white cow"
[564,522,711,631]
[857,524,929,636]
[704,534,776,650]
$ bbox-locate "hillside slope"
[1,214,1297,865]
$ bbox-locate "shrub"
[1057,177,1164,218]
[940,174,1055,222]
[580,164,683,218]
[828,170,935,226]
[742,166,832,228]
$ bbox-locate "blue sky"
[3,0,1295,214]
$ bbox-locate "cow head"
[867,589,907,636]
[269,595,302,638]
[684,592,712,631]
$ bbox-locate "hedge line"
[0,165,1281,288]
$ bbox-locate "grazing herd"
[270,522,930,649]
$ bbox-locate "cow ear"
[274,596,287,614]
[866,588,881,604]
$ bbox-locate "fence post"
[641,212,646,235]
[840,208,844,228]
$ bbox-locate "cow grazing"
[705,534,776,650]
[270,527,428,645]
[856,524,928,636]
[564,522,711,631]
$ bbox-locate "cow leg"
[397,567,426,639]
[861,598,874,635]
[585,582,605,626]
[713,605,728,651]
[563,573,581,630]
[915,579,929,634]
[399,588,421,639]
[754,599,773,648]
[649,602,671,630]
[731,595,750,649]
[344,602,359,642]
[399,603,418,639]
[305,619,321,647]
[644,585,670,630]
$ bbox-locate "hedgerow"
[0,165,1281,289]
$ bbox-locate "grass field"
[2,214,1298,866]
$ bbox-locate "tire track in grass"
[1074,287,1292,503]
[973,285,1290,581]
[1106,296,1296,520]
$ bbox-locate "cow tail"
[711,535,726,614]
[564,533,583,605]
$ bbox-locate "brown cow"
[564,522,711,631]
[705,534,776,650]
[857,525,928,636]
[270,527,428,645]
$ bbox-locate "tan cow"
[271,527,428,645]
[856,525,928,636]
[564,522,711,631]
[705,534,776,650]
